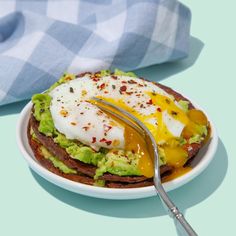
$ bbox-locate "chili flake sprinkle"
[70,122,77,126]
[92,137,96,143]
[99,138,112,146]
[103,124,112,132]
[146,99,153,105]
[99,83,105,90]
[105,141,112,146]
[111,75,117,80]
[120,85,127,92]
[128,79,137,84]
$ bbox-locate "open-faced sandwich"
[28,70,210,188]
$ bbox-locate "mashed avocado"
[95,150,141,179]
[32,70,207,178]
[178,100,189,113]
[40,146,77,174]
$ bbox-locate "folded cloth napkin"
[0,0,191,106]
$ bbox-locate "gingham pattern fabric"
[0,0,191,105]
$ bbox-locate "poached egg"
[49,73,190,177]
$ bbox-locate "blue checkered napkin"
[0,0,191,106]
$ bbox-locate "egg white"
[49,74,186,150]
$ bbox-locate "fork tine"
[92,97,145,136]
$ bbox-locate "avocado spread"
[31,70,207,178]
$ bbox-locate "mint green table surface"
[0,1,235,235]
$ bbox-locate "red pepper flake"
[128,79,137,84]
[99,138,112,145]
[146,99,153,105]
[80,112,84,115]
[136,94,141,97]
[157,107,162,112]
[104,91,109,94]
[82,126,89,131]
[140,104,144,108]
[105,141,112,146]
[92,137,96,143]
[121,80,127,84]
[120,85,127,92]
[100,83,106,90]
[70,122,77,126]
[126,91,133,95]
[138,84,144,87]
[91,76,99,82]
[100,138,107,142]
[103,124,112,132]
[111,75,117,80]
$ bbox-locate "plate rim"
[16,97,218,200]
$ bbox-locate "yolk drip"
[182,109,208,139]
[124,124,154,178]
[162,146,188,168]
[162,166,192,182]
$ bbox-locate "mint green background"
[0,1,235,235]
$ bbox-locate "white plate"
[16,100,218,200]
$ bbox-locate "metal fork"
[92,97,197,236]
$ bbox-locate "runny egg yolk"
[95,93,207,178]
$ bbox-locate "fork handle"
[170,206,198,236]
[154,182,198,236]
